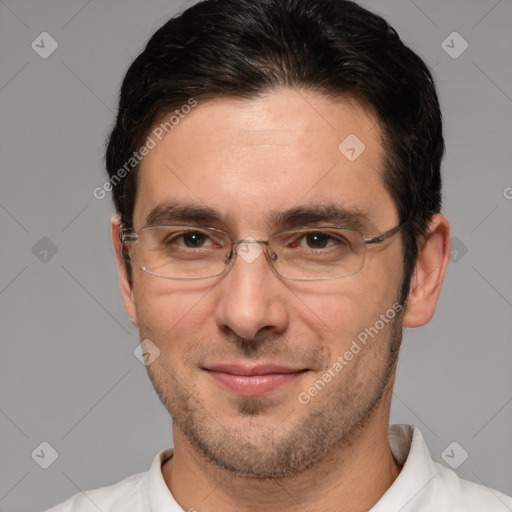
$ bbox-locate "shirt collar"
[146,447,182,511]
[370,424,441,511]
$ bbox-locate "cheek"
[290,262,402,351]
[133,276,214,343]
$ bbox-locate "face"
[121,88,407,476]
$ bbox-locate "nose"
[214,240,289,343]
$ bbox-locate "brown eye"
[181,232,208,247]
[303,232,333,248]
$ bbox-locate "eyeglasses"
[120,222,404,281]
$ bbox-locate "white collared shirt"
[44,424,512,511]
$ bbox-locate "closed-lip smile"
[204,363,308,396]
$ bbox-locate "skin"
[111,88,451,512]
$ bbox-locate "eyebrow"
[144,201,375,233]
[145,202,222,226]
[269,205,375,232]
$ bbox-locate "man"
[45,0,512,510]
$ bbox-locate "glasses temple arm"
[364,221,407,245]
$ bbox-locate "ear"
[111,214,139,328]
[402,214,451,328]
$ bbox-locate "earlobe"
[402,214,451,328]
[110,214,139,328]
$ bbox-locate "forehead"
[133,88,396,232]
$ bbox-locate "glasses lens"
[268,227,365,280]
[137,225,230,279]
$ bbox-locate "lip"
[204,364,308,396]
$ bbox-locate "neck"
[163,386,400,512]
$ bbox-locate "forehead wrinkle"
[228,129,301,149]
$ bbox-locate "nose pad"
[223,250,234,266]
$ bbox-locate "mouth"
[203,363,309,397]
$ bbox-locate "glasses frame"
[120,221,406,281]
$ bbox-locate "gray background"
[1,0,511,510]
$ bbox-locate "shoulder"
[432,461,512,511]
[380,425,512,511]
[42,471,148,512]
